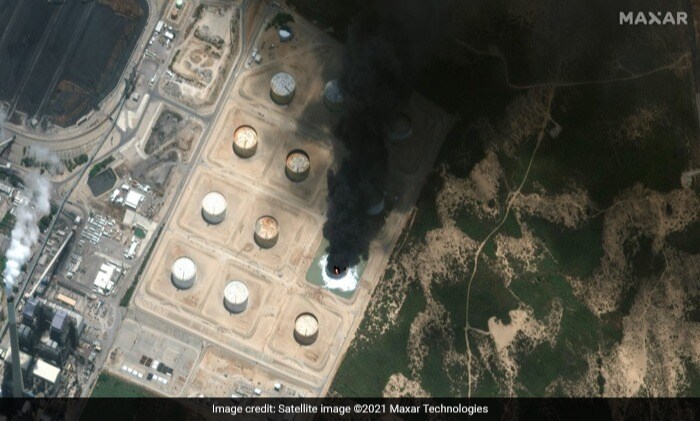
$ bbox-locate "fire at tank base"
[304,243,368,299]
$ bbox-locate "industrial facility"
[89,2,454,397]
[2,292,85,397]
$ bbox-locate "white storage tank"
[201,191,227,224]
[233,125,258,158]
[294,313,319,346]
[171,257,197,289]
[223,281,249,313]
[270,72,296,105]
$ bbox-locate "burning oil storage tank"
[171,257,197,290]
[254,216,279,248]
[294,313,319,346]
[323,79,344,111]
[223,281,249,313]
[233,125,258,158]
[285,150,310,182]
[270,72,296,105]
[202,192,227,224]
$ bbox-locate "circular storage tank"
[323,79,344,112]
[389,113,413,141]
[270,72,296,105]
[367,198,385,216]
[201,191,227,224]
[254,216,279,248]
[175,0,184,9]
[233,125,258,158]
[278,26,293,42]
[294,313,319,346]
[171,257,197,289]
[285,150,310,182]
[223,281,249,313]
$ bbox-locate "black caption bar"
[0,398,698,420]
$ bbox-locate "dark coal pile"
[0,0,148,127]
[322,0,450,270]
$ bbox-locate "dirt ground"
[163,4,239,107]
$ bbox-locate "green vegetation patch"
[267,11,294,30]
[90,372,157,397]
[526,74,693,205]
[0,212,16,235]
[330,282,427,396]
[38,203,58,233]
[525,214,604,279]
[121,226,162,307]
[63,154,89,172]
[89,155,115,179]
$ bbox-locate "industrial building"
[3,295,84,396]
[92,263,118,296]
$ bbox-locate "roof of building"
[4,349,32,369]
[93,263,116,294]
[22,298,38,320]
[124,190,145,210]
[33,358,60,384]
[50,310,67,332]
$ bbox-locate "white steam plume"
[3,171,52,293]
[26,145,63,173]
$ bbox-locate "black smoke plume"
[323,0,451,270]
